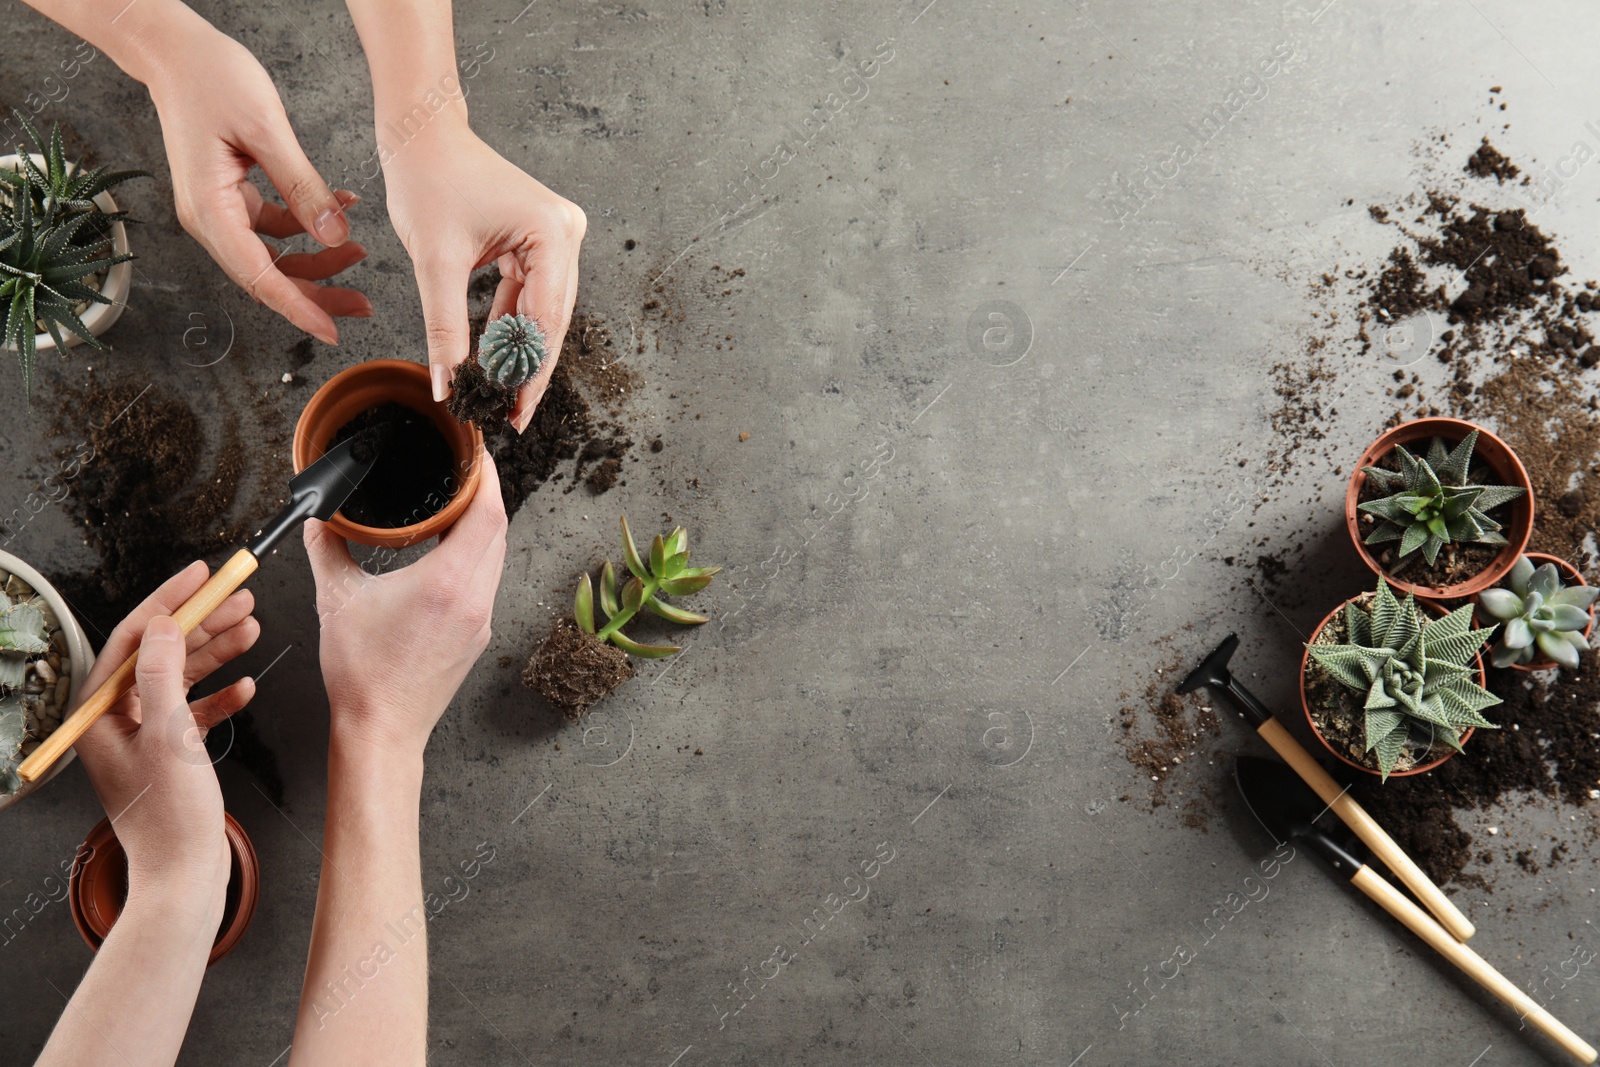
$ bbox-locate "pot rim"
[0,153,133,351]
[1300,592,1482,778]
[1344,416,1534,599]
[0,549,96,811]
[1473,551,1594,673]
[292,359,484,549]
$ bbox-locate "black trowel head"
[1179,633,1239,694]
[247,436,378,557]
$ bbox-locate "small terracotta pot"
[69,812,259,967]
[1345,417,1533,599]
[293,360,483,548]
[1301,596,1482,778]
[1473,552,1594,673]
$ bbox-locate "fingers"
[246,186,360,240]
[253,122,351,248]
[414,251,477,402]
[303,518,369,617]
[202,204,342,344]
[183,615,261,687]
[428,450,508,591]
[131,616,189,723]
[81,562,209,694]
[276,242,368,283]
[287,277,374,319]
[510,249,579,433]
[488,272,520,321]
[186,589,253,652]
[191,678,256,732]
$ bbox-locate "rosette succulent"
[575,515,721,657]
[1478,555,1596,669]
[477,312,546,387]
[0,593,48,792]
[1307,578,1501,779]
[1,112,145,397]
[1358,430,1524,566]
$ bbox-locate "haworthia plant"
[1307,577,1501,780]
[1357,430,1524,566]
[477,312,547,387]
[572,516,721,658]
[1478,555,1597,670]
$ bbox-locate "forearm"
[18,0,215,87]
[38,880,223,1067]
[290,728,428,1065]
[343,0,468,137]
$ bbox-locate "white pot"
[0,550,95,811]
[0,152,133,353]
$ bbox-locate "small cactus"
[477,312,547,387]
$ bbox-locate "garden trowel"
[1235,755,1596,1065]
[17,437,377,783]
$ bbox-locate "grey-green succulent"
[477,312,547,387]
[1358,430,1524,567]
[0,593,48,690]
[1478,555,1596,670]
[1,111,145,398]
[573,516,720,657]
[1307,578,1501,780]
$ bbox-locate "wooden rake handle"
[1257,718,1476,941]
[1352,866,1597,1063]
[17,550,259,784]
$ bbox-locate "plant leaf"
[575,573,595,634]
[659,574,714,596]
[645,597,709,625]
[623,577,644,612]
[599,560,619,618]
[608,631,681,658]
[620,515,648,580]
[650,534,667,578]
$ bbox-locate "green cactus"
[572,516,720,658]
[1358,430,1524,567]
[0,594,48,690]
[0,111,145,398]
[1307,578,1501,780]
[1478,555,1596,669]
[477,312,547,387]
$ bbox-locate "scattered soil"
[331,403,454,529]
[1465,138,1519,183]
[446,358,516,435]
[1116,639,1222,828]
[521,615,633,719]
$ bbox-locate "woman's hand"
[141,18,372,344]
[382,123,586,429]
[303,451,508,758]
[73,561,260,894]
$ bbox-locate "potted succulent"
[293,359,484,548]
[524,516,719,719]
[1302,577,1500,780]
[447,312,547,432]
[0,550,96,808]
[1475,553,1595,671]
[1345,418,1532,598]
[1,113,145,397]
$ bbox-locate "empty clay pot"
[293,359,484,548]
[69,811,259,967]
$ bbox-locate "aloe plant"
[573,516,720,657]
[0,111,145,397]
[1307,578,1500,780]
[1358,430,1524,566]
[1478,555,1596,669]
[477,312,546,387]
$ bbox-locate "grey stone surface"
[2,0,1599,1064]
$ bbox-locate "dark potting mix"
[1119,105,1600,892]
[331,402,455,529]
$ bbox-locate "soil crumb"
[1116,638,1223,827]
[521,615,633,719]
[447,358,516,435]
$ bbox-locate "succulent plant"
[477,312,547,387]
[1358,430,1524,566]
[1478,555,1596,669]
[0,594,48,690]
[0,112,145,398]
[0,692,25,795]
[574,516,720,657]
[1307,578,1501,780]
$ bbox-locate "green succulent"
[1307,578,1501,780]
[477,312,547,387]
[0,112,145,398]
[1358,430,1524,567]
[1478,555,1596,670]
[0,691,25,795]
[573,516,720,657]
[0,594,48,690]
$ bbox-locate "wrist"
[124,859,228,929]
[101,0,218,89]
[374,103,473,169]
[329,715,428,781]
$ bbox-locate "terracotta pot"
[1301,595,1483,778]
[1473,552,1594,673]
[0,551,97,811]
[293,360,483,548]
[0,153,133,353]
[69,811,259,967]
[1344,417,1533,599]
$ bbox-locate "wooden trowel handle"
[1257,717,1476,942]
[17,549,259,784]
